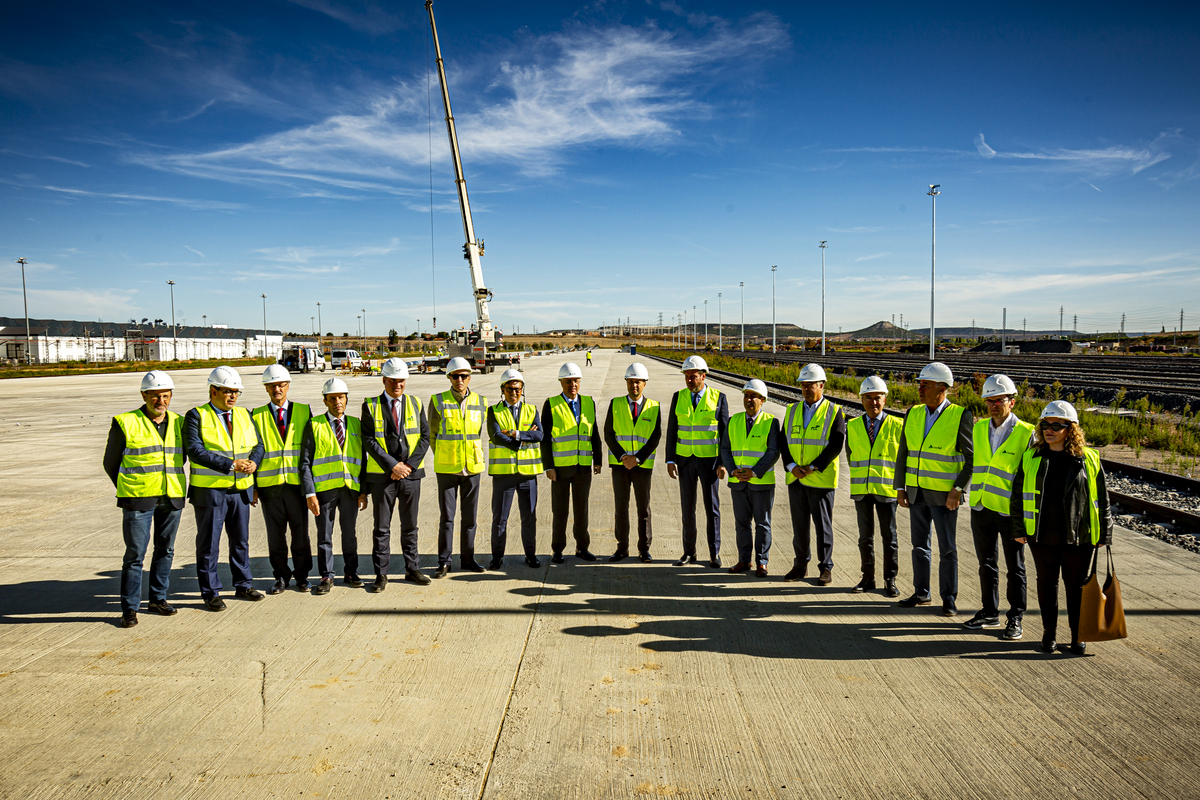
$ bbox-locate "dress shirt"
[802,398,823,428]
[923,398,951,436]
[864,411,884,443]
[988,411,1017,454]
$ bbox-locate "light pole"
[203,314,207,328]
[927,184,940,359]
[261,294,268,359]
[311,316,315,335]
[739,281,745,351]
[362,308,367,354]
[771,265,777,354]
[166,280,177,360]
[718,292,723,351]
[15,258,31,364]
[704,300,708,347]
[819,241,827,356]
[316,302,322,337]
[692,305,696,350]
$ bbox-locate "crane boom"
[426,0,493,340]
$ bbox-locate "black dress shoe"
[939,603,958,617]
[708,558,722,568]
[488,557,503,570]
[1040,638,1057,654]
[370,575,388,593]
[121,611,138,628]
[1067,642,1087,656]
[639,552,652,563]
[851,577,876,593]
[433,563,450,579]
[204,595,227,611]
[314,578,333,595]
[609,551,628,563]
[551,553,565,564]
[883,579,900,598]
[575,550,597,562]
[898,593,932,607]
[235,587,266,601]
[405,570,431,586]
[525,555,542,568]
[295,580,311,593]
[461,559,486,573]
[783,566,806,582]
[672,554,693,566]
[268,579,287,595]
[343,575,364,588]
[147,600,177,616]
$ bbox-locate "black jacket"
[603,397,662,467]
[360,393,430,484]
[184,405,264,507]
[892,401,974,505]
[539,396,602,475]
[664,388,730,465]
[102,407,186,511]
[298,414,368,502]
[778,398,847,476]
[1008,449,1113,546]
[719,413,782,493]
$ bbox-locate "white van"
[331,349,364,370]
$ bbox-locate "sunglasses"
[1039,421,1071,432]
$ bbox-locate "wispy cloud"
[854,252,891,262]
[287,0,408,35]
[0,286,138,319]
[252,240,401,264]
[0,149,89,167]
[184,245,206,258]
[975,131,1173,176]
[39,184,243,210]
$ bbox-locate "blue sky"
[2,1,1198,337]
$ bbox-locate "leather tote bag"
[1078,545,1128,642]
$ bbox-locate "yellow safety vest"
[727,412,776,486]
[549,395,596,467]
[114,410,186,498]
[190,404,258,491]
[970,417,1035,515]
[363,394,423,475]
[846,414,902,498]
[488,403,544,476]
[783,398,842,488]
[673,387,721,458]
[430,390,487,475]
[252,402,310,488]
[608,398,660,469]
[1020,447,1103,544]
[309,414,363,494]
[902,403,967,493]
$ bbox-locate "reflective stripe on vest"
[846,414,901,498]
[310,414,363,494]
[673,387,720,458]
[902,404,967,493]
[783,398,841,488]
[190,404,257,491]
[364,395,423,474]
[252,403,310,487]
[1020,447,1103,544]
[115,410,186,498]
[431,391,487,474]
[970,417,1035,515]
[608,398,660,468]
[549,395,596,467]
[488,403,544,476]
[728,411,776,486]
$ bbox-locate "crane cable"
[427,29,436,333]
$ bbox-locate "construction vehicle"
[420,1,522,375]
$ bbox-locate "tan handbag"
[1078,545,1128,642]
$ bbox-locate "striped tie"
[334,417,345,448]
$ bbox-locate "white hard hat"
[500,368,524,386]
[140,370,174,392]
[1040,400,1079,423]
[558,362,583,379]
[797,363,827,383]
[742,379,768,400]
[859,375,888,395]
[917,361,954,387]
[624,362,650,380]
[381,357,410,379]
[261,364,291,384]
[207,365,244,390]
[981,374,1018,398]
[322,377,349,396]
[446,357,472,375]
[681,355,709,373]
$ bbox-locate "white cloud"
[0,286,139,319]
[854,252,891,262]
[287,0,406,35]
[975,133,996,158]
[184,245,206,258]
[974,131,1174,176]
[39,184,243,211]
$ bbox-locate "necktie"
[570,399,579,421]
[867,416,877,444]
[392,397,401,433]
[631,399,639,422]
[692,392,700,409]
[276,406,286,438]
[746,415,754,434]
[334,417,345,448]
[224,412,233,438]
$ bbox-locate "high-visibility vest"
[190,404,258,491]
[727,412,776,486]
[430,391,487,475]
[363,394,423,475]
[309,414,363,494]
[548,395,596,467]
[970,416,1035,515]
[608,398,660,469]
[673,387,721,458]
[114,410,186,498]
[488,403,544,476]
[782,398,842,488]
[1020,447,1103,544]
[252,402,310,487]
[846,414,902,499]
[902,403,968,493]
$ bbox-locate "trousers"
[260,485,312,583]
[194,490,254,598]
[370,479,421,575]
[854,496,898,580]
[1029,540,1093,643]
[788,482,835,571]
[436,473,480,566]
[677,456,721,558]
[970,507,1027,619]
[315,487,360,580]
[121,499,181,612]
[612,467,653,554]
[909,501,959,605]
[550,468,592,554]
[492,474,539,558]
[731,487,773,566]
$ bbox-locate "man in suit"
[664,355,729,568]
[720,379,781,577]
[429,357,488,576]
[541,362,602,563]
[487,368,544,568]
[604,362,661,562]
[299,377,368,594]
[184,366,266,611]
[845,376,903,597]
[251,364,312,595]
[361,357,432,590]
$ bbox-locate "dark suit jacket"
[360,393,430,484]
[487,402,544,450]
[184,405,264,506]
[299,414,368,503]
[255,401,309,499]
[719,414,781,492]
[603,397,662,467]
[892,401,975,506]
[539,396,602,476]
[778,398,847,474]
[664,388,730,465]
[103,407,186,511]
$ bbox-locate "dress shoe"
[708,558,722,568]
[433,563,451,579]
[295,580,310,593]
[817,568,832,585]
[609,551,628,563]
[783,566,807,582]
[235,587,266,601]
[551,553,565,564]
[488,557,504,570]
[673,554,698,566]
[268,579,287,595]
[461,559,485,573]
[525,555,542,568]
[370,575,388,593]
[851,577,876,594]
[314,578,333,595]
[121,611,138,628]
[575,550,597,562]
[1040,638,1057,654]
[755,564,768,577]
[147,600,177,616]
[638,552,652,563]
[204,595,227,611]
[939,603,958,617]
[1067,642,1087,656]
[729,561,751,574]
[898,593,932,607]
[343,575,364,589]
[883,579,900,598]
[405,570,431,586]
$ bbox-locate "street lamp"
[692,305,696,350]
[819,241,827,356]
[718,292,722,351]
[311,316,315,335]
[261,294,268,360]
[704,299,708,347]
[362,307,367,354]
[740,281,745,351]
[15,258,31,364]
[771,265,777,354]
[203,314,207,328]
[316,302,322,338]
[927,184,940,359]
[166,280,177,360]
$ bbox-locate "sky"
[2,0,1198,338]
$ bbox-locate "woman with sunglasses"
[1009,400,1112,655]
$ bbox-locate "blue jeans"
[121,501,181,613]
[909,502,959,605]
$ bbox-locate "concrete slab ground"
[1,348,1198,799]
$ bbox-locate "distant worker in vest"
[1010,401,1111,655]
[665,355,729,568]
[299,377,368,594]
[844,376,903,597]
[361,357,430,591]
[604,362,661,562]
[720,379,781,576]
[102,370,187,628]
[487,368,545,568]
[541,362,602,563]
[184,366,266,610]
[894,362,974,616]
[586,349,593,366]
[429,357,487,578]
[251,365,312,595]
[966,374,1035,640]
[780,364,846,585]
